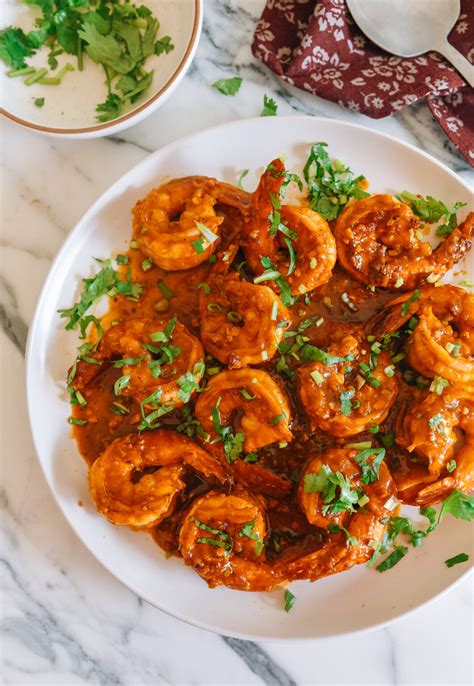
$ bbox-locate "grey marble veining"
[1,1,473,685]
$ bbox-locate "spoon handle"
[435,39,474,87]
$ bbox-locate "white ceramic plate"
[1,0,201,138]
[26,117,473,640]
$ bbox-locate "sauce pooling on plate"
[62,144,474,593]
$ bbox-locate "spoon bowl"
[346,0,473,86]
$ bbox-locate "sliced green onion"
[227,311,242,324]
[7,66,36,77]
[25,68,48,85]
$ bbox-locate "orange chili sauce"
[70,232,419,560]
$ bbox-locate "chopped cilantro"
[354,447,385,485]
[212,76,242,96]
[58,258,142,331]
[303,142,369,220]
[376,545,408,572]
[301,344,353,366]
[304,465,361,516]
[445,553,469,568]
[177,361,205,403]
[283,589,296,612]
[340,389,355,417]
[261,94,278,117]
[193,236,205,254]
[398,191,466,237]
[239,520,264,556]
[0,3,175,123]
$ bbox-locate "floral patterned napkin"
[252,0,473,166]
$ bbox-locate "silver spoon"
[346,0,474,87]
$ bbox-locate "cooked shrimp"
[243,159,337,295]
[199,272,290,368]
[394,386,474,506]
[194,369,293,457]
[132,176,250,270]
[179,490,282,590]
[279,448,395,582]
[73,317,204,408]
[89,430,226,527]
[298,448,396,528]
[368,285,474,384]
[405,294,474,385]
[334,195,474,290]
[297,335,398,436]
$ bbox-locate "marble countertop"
[2,2,473,684]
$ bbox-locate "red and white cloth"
[252,0,474,166]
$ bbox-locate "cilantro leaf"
[301,344,353,366]
[303,142,369,221]
[212,76,242,96]
[95,92,122,122]
[445,553,469,568]
[304,465,361,516]
[239,520,264,556]
[261,94,278,117]
[354,447,385,485]
[0,27,35,68]
[439,490,474,523]
[177,361,205,403]
[79,20,135,74]
[376,545,408,572]
[398,191,466,236]
[154,35,174,55]
[284,589,296,612]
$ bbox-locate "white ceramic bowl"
[26,117,473,640]
[1,0,202,138]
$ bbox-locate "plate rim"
[0,0,202,136]
[25,115,473,641]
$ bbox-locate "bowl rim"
[0,0,202,136]
[25,115,473,641]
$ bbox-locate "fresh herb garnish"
[212,76,242,96]
[430,375,449,396]
[340,389,355,417]
[114,373,131,396]
[255,256,296,307]
[354,447,385,485]
[177,361,205,403]
[301,344,353,366]
[68,416,87,426]
[283,589,296,612]
[157,280,173,300]
[192,237,205,254]
[58,258,142,331]
[327,521,359,547]
[239,520,264,556]
[1,1,175,122]
[444,552,469,568]
[401,289,421,316]
[195,518,233,555]
[303,142,369,220]
[304,465,362,516]
[398,192,466,237]
[211,398,245,464]
[369,491,474,572]
[260,94,277,117]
